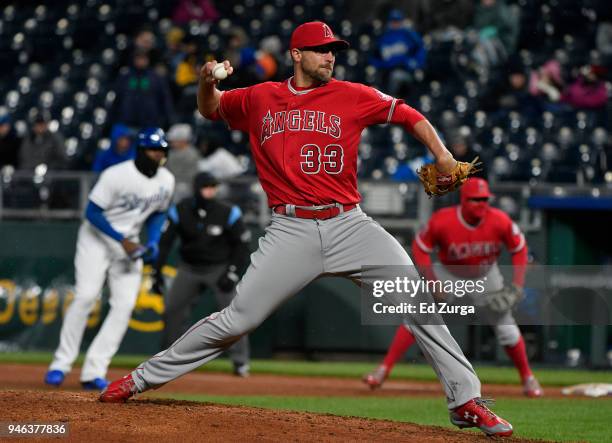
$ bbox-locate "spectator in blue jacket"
[92,124,135,173]
[370,9,427,97]
[392,153,434,182]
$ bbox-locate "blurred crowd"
[0,0,611,188]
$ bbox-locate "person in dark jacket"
[447,131,487,179]
[470,0,520,71]
[19,110,66,170]
[112,51,175,129]
[0,112,21,169]
[480,62,542,121]
[92,124,136,173]
[153,172,251,376]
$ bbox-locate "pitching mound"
[1,390,524,442]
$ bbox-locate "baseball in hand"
[212,64,228,80]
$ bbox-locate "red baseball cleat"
[99,374,138,403]
[450,398,513,437]
[362,365,389,389]
[523,375,544,398]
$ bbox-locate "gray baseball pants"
[133,207,481,409]
[162,262,249,366]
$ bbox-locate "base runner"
[45,128,174,390]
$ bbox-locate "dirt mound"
[1,390,523,442]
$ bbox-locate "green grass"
[3,351,612,386]
[155,393,612,442]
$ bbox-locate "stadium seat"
[0,0,605,179]
[591,127,608,147]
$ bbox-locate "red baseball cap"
[290,21,349,51]
[460,177,491,199]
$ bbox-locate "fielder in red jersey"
[363,178,543,398]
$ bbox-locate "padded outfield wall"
[0,220,404,358]
[0,219,606,366]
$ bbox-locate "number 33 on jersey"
[211,78,402,207]
[261,108,344,175]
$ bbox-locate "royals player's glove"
[486,284,524,313]
[417,157,482,197]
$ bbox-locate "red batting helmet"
[290,21,349,51]
[460,177,491,199]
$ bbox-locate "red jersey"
[212,78,405,207]
[414,206,526,269]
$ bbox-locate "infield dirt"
[1,363,546,442]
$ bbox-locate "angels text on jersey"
[260,109,342,144]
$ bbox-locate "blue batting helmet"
[136,127,169,151]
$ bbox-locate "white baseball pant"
[49,223,142,381]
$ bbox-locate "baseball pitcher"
[101,22,512,437]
